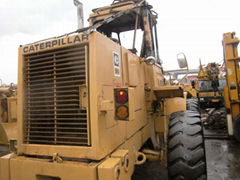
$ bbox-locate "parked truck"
[197,62,226,108]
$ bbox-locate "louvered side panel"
[23,44,90,146]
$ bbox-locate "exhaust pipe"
[73,0,84,29]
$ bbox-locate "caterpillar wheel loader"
[0,83,17,156]
[0,1,207,179]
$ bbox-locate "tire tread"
[168,110,207,180]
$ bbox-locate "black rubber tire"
[204,108,227,129]
[234,115,240,142]
[186,98,199,112]
[168,110,207,180]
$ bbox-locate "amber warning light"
[114,89,129,120]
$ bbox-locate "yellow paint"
[0,86,17,146]
[223,32,240,120]
[0,1,193,179]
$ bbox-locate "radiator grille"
[23,44,90,146]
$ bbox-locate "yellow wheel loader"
[0,1,206,179]
[0,84,17,156]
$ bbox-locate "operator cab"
[88,0,161,64]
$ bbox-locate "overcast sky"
[0,0,239,84]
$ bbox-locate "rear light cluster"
[114,89,129,120]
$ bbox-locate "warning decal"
[113,52,121,77]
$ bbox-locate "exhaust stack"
[74,0,84,29]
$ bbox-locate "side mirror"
[177,53,188,69]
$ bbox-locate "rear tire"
[234,115,240,142]
[168,111,207,180]
[204,108,227,129]
[186,98,199,112]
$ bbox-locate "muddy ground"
[206,139,240,180]
[132,138,240,180]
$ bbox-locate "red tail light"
[115,90,128,104]
[114,88,129,120]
